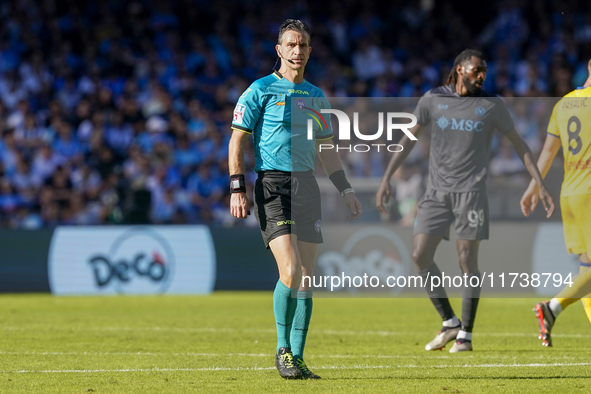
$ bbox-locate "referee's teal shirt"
[231,71,333,172]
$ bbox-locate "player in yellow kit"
[521,59,591,346]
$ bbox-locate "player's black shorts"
[253,170,323,248]
[414,189,489,241]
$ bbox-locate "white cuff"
[340,188,355,197]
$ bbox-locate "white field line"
[2,362,591,374]
[0,351,587,362]
[1,326,590,339]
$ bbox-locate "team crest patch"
[475,106,486,116]
[296,99,306,110]
[233,104,246,124]
[315,220,321,233]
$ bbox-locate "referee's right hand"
[230,192,250,219]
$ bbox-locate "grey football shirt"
[413,85,514,192]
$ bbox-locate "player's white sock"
[443,316,460,327]
[457,330,472,341]
[549,298,563,318]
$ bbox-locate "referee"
[228,19,362,379]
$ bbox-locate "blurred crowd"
[0,0,589,228]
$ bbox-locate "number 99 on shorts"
[467,209,485,228]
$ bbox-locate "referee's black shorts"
[253,170,323,249]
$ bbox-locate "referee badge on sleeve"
[233,104,246,124]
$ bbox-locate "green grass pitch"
[0,293,590,393]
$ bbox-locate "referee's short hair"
[278,19,311,45]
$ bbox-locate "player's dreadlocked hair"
[278,19,311,45]
[446,49,485,85]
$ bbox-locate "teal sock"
[273,280,297,354]
[291,290,313,360]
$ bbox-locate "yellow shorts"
[561,195,591,255]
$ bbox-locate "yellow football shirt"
[547,87,591,196]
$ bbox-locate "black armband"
[230,174,246,193]
[328,170,351,193]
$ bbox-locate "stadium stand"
[0,0,589,228]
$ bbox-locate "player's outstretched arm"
[229,129,251,219]
[376,124,424,214]
[316,140,362,220]
[504,128,555,218]
[520,134,561,217]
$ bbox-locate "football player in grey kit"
[377,49,555,352]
